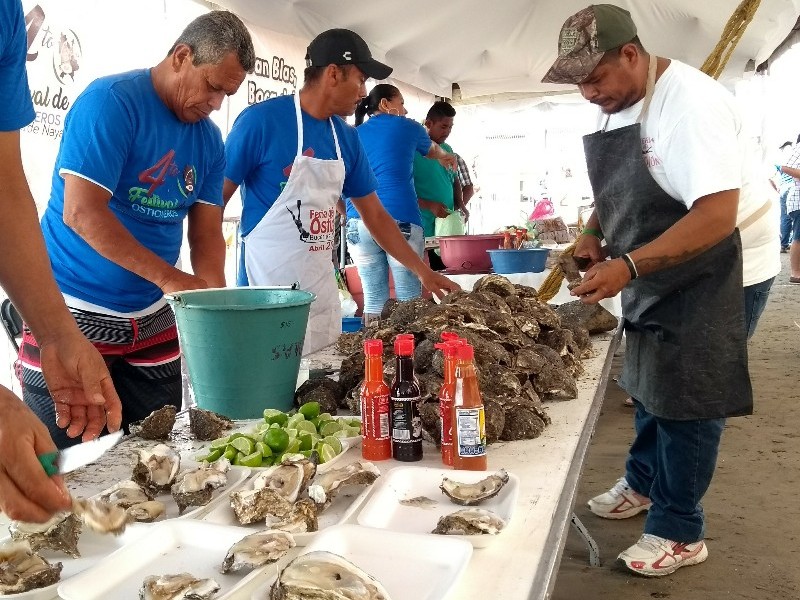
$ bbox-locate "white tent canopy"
[213,0,800,98]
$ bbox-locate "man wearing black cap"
[543,4,777,577]
[224,29,458,355]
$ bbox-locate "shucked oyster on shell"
[269,550,391,600]
[251,456,317,503]
[96,480,153,509]
[220,530,295,574]
[127,500,167,523]
[440,469,510,506]
[8,512,82,558]
[139,573,220,600]
[132,444,181,495]
[171,458,230,514]
[307,461,380,508]
[432,508,506,535]
[71,497,130,536]
[0,541,63,594]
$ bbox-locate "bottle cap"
[395,338,414,356]
[457,344,475,361]
[394,334,415,354]
[440,331,460,342]
[363,339,383,356]
[434,340,463,356]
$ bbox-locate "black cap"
[305,28,393,80]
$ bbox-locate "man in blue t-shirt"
[223,28,459,355]
[0,0,122,521]
[21,12,254,448]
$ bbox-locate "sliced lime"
[222,446,237,462]
[322,435,343,455]
[209,436,231,449]
[263,409,289,426]
[230,436,255,456]
[255,441,273,458]
[237,450,264,468]
[319,420,343,436]
[264,428,290,452]
[295,420,317,435]
[298,401,321,420]
[298,432,313,451]
[316,442,337,464]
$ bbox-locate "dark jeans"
[625,400,726,543]
[780,190,792,247]
[744,277,774,340]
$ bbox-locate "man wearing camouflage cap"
[544,4,777,576]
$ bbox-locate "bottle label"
[391,395,422,444]
[455,407,486,457]
[361,391,390,441]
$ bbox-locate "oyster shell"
[8,512,82,558]
[139,573,220,600]
[440,469,509,506]
[0,541,62,594]
[133,444,181,495]
[251,456,317,503]
[264,498,318,533]
[129,405,177,440]
[432,508,506,535]
[295,379,341,416]
[220,530,295,574]
[269,550,391,600]
[171,459,229,514]
[307,461,380,508]
[230,487,293,526]
[188,407,234,441]
[127,500,166,523]
[71,497,130,535]
[472,274,516,298]
[96,480,153,508]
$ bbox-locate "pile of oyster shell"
[297,274,617,444]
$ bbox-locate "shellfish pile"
[298,274,617,444]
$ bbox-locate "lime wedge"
[295,420,317,435]
[284,438,301,455]
[264,428,290,452]
[230,436,255,456]
[263,409,288,426]
[298,432,313,451]
[298,401,321,420]
[322,435,343,455]
[319,420,343,436]
[222,446,237,462]
[237,450,264,468]
[316,442,337,464]
[209,436,231,449]
[287,413,306,429]
[256,441,273,458]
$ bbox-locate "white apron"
[243,93,344,356]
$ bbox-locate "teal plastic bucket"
[166,287,315,419]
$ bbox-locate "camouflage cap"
[542,4,637,85]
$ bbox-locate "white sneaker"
[587,477,652,519]
[618,533,708,576]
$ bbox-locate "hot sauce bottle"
[452,343,488,470]
[360,339,391,461]
[435,339,462,467]
[390,337,423,462]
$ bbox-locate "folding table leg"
[570,513,601,567]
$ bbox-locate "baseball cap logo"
[559,28,580,56]
[343,51,351,61]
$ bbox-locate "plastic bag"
[528,198,555,221]
[434,211,465,237]
[339,288,358,317]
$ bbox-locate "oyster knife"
[38,430,123,476]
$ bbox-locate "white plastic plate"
[355,466,519,548]
[197,459,374,546]
[0,524,150,600]
[248,524,472,600]
[57,520,271,600]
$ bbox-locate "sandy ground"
[553,253,800,600]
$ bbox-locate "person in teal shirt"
[413,101,466,269]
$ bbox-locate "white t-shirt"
[601,60,780,286]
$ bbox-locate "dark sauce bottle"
[390,336,422,462]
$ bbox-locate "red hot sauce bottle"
[452,344,488,471]
[360,339,391,461]
[435,339,461,467]
[390,337,423,462]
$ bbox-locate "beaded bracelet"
[621,253,638,280]
[581,227,604,240]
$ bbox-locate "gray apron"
[582,58,752,421]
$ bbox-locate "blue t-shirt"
[225,94,377,240]
[41,69,225,312]
[346,114,431,226]
[0,0,35,131]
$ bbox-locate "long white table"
[22,327,619,599]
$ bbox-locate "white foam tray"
[57,520,269,600]
[355,466,519,548]
[0,525,150,600]
[248,524,473,600]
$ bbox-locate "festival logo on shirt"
[641,135,662,167]
[286,199,335,252]
[129,150,183,220]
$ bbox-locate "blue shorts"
[789,209,800,242]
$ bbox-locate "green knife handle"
[38,452,58,477]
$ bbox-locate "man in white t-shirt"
[543,4,773,578]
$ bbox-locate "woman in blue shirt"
[346,84,456,323]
